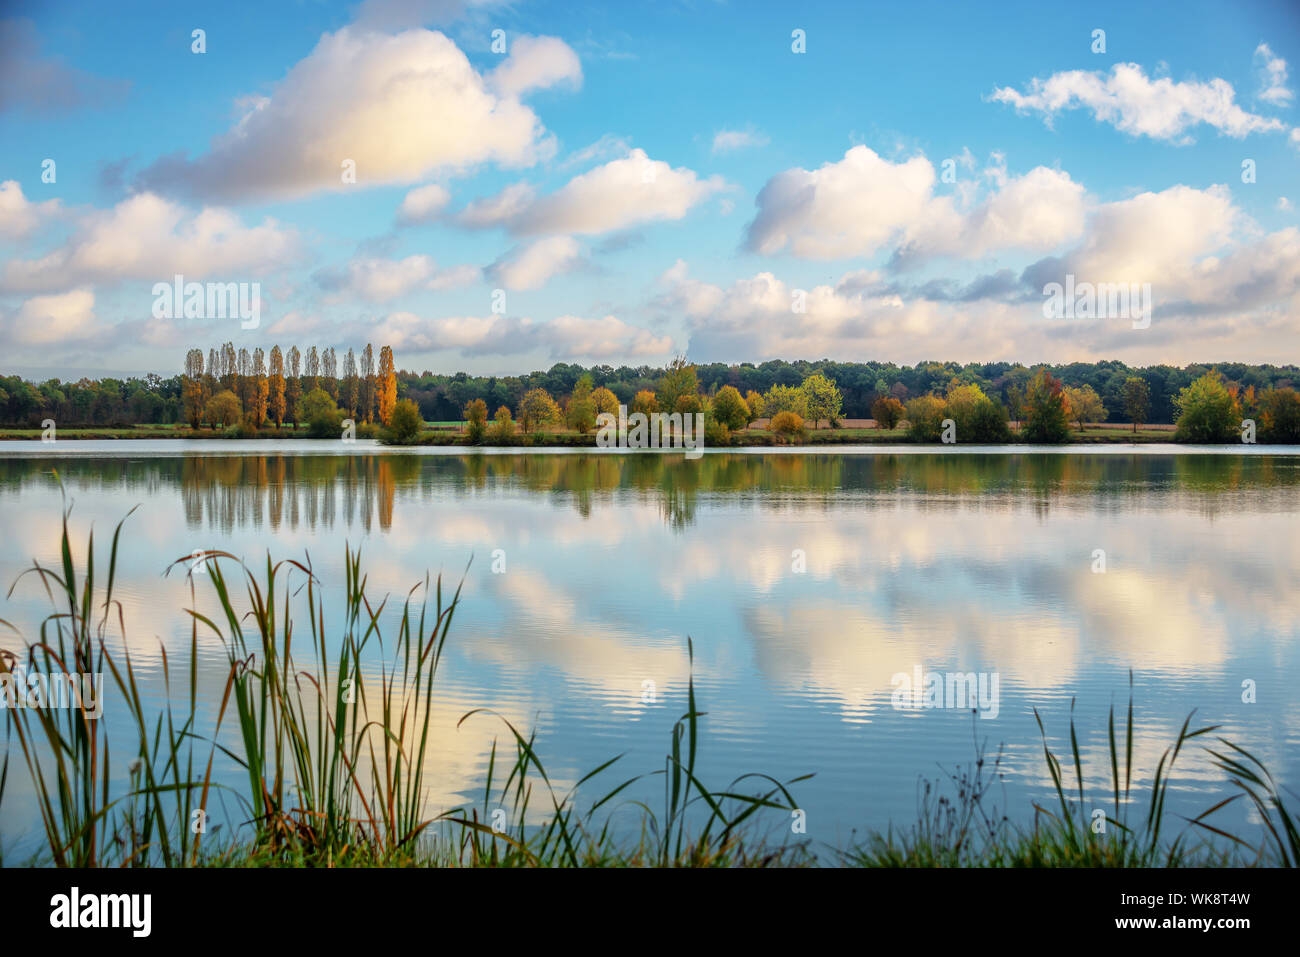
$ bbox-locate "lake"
[2,442,1299,856]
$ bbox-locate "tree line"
[179,343,397,432]
[2,356,1298,434]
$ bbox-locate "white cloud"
[363,310,672,359]
[1255,43,1293,106]
[992,63,1286,142]
[458,148,728,236]
[1,289,96,346]
[2,192,300,293]
[396,183,451,225]
[488,34,582,98]
[746,145,1084,261]
[0,179,60,240]
[137,28,575,201]
[314,254,479,302]
[711,127,769,153]
[486,235,582,289]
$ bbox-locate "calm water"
[2,443,1299,855]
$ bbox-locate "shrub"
[300,388,343,438]
[486,406,516,444]
[769,410,805,442]
[382,398,423,445]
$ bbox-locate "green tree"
[1173,371,1238,443]
[1121,377,1150,434]
[744,390,765,423]
[383,398,423,445]
[764,383,808,419]
[656,356,699,413]
[300,387,343,437]
[711,385,750,431]
[800,373,842,428]
[905,395,947,442]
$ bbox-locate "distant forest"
[2,358,1298,427]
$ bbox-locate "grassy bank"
[1,507,1295,868]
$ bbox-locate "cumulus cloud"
[313,254,478,302]
[746,145,1084,261]
[457,148,728,236]
[991,63,1286,142]
[2,192,301,294]
[0,18,129,115]
[488,34,582,98]
[0,180,60,240]
[711,127,769,153]
[485,235,582,289]
[136,28,577,202]
[362,310,672,359]
[0,289,97,346]
[396,184,451,225]
[1255,43,1293,106]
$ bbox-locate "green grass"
[1,497,1296,868]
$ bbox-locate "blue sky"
[2,0,1299,377]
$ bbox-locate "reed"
[0,502,1295,867]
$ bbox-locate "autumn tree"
[266,346,286,427]
[342,348,359,418]
[182,349,206,428]
[518,388,561,432]
[631,389,659,416]
[1022,369,1071,443]
[360,344,375,422]
[871,395,904,430]
[204,390,241,429]
[744,390,765,424]
[305,346,320,395]
[464,397,488,442]
[1064,384,1107,431]
[286,346,302,427]
[249,347,269,428]
[590,386,618,415]
[378,345,397,425]
[322,347,338,400]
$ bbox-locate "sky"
[1,0,1299,379]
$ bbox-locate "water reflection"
[0,449,1297,851]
